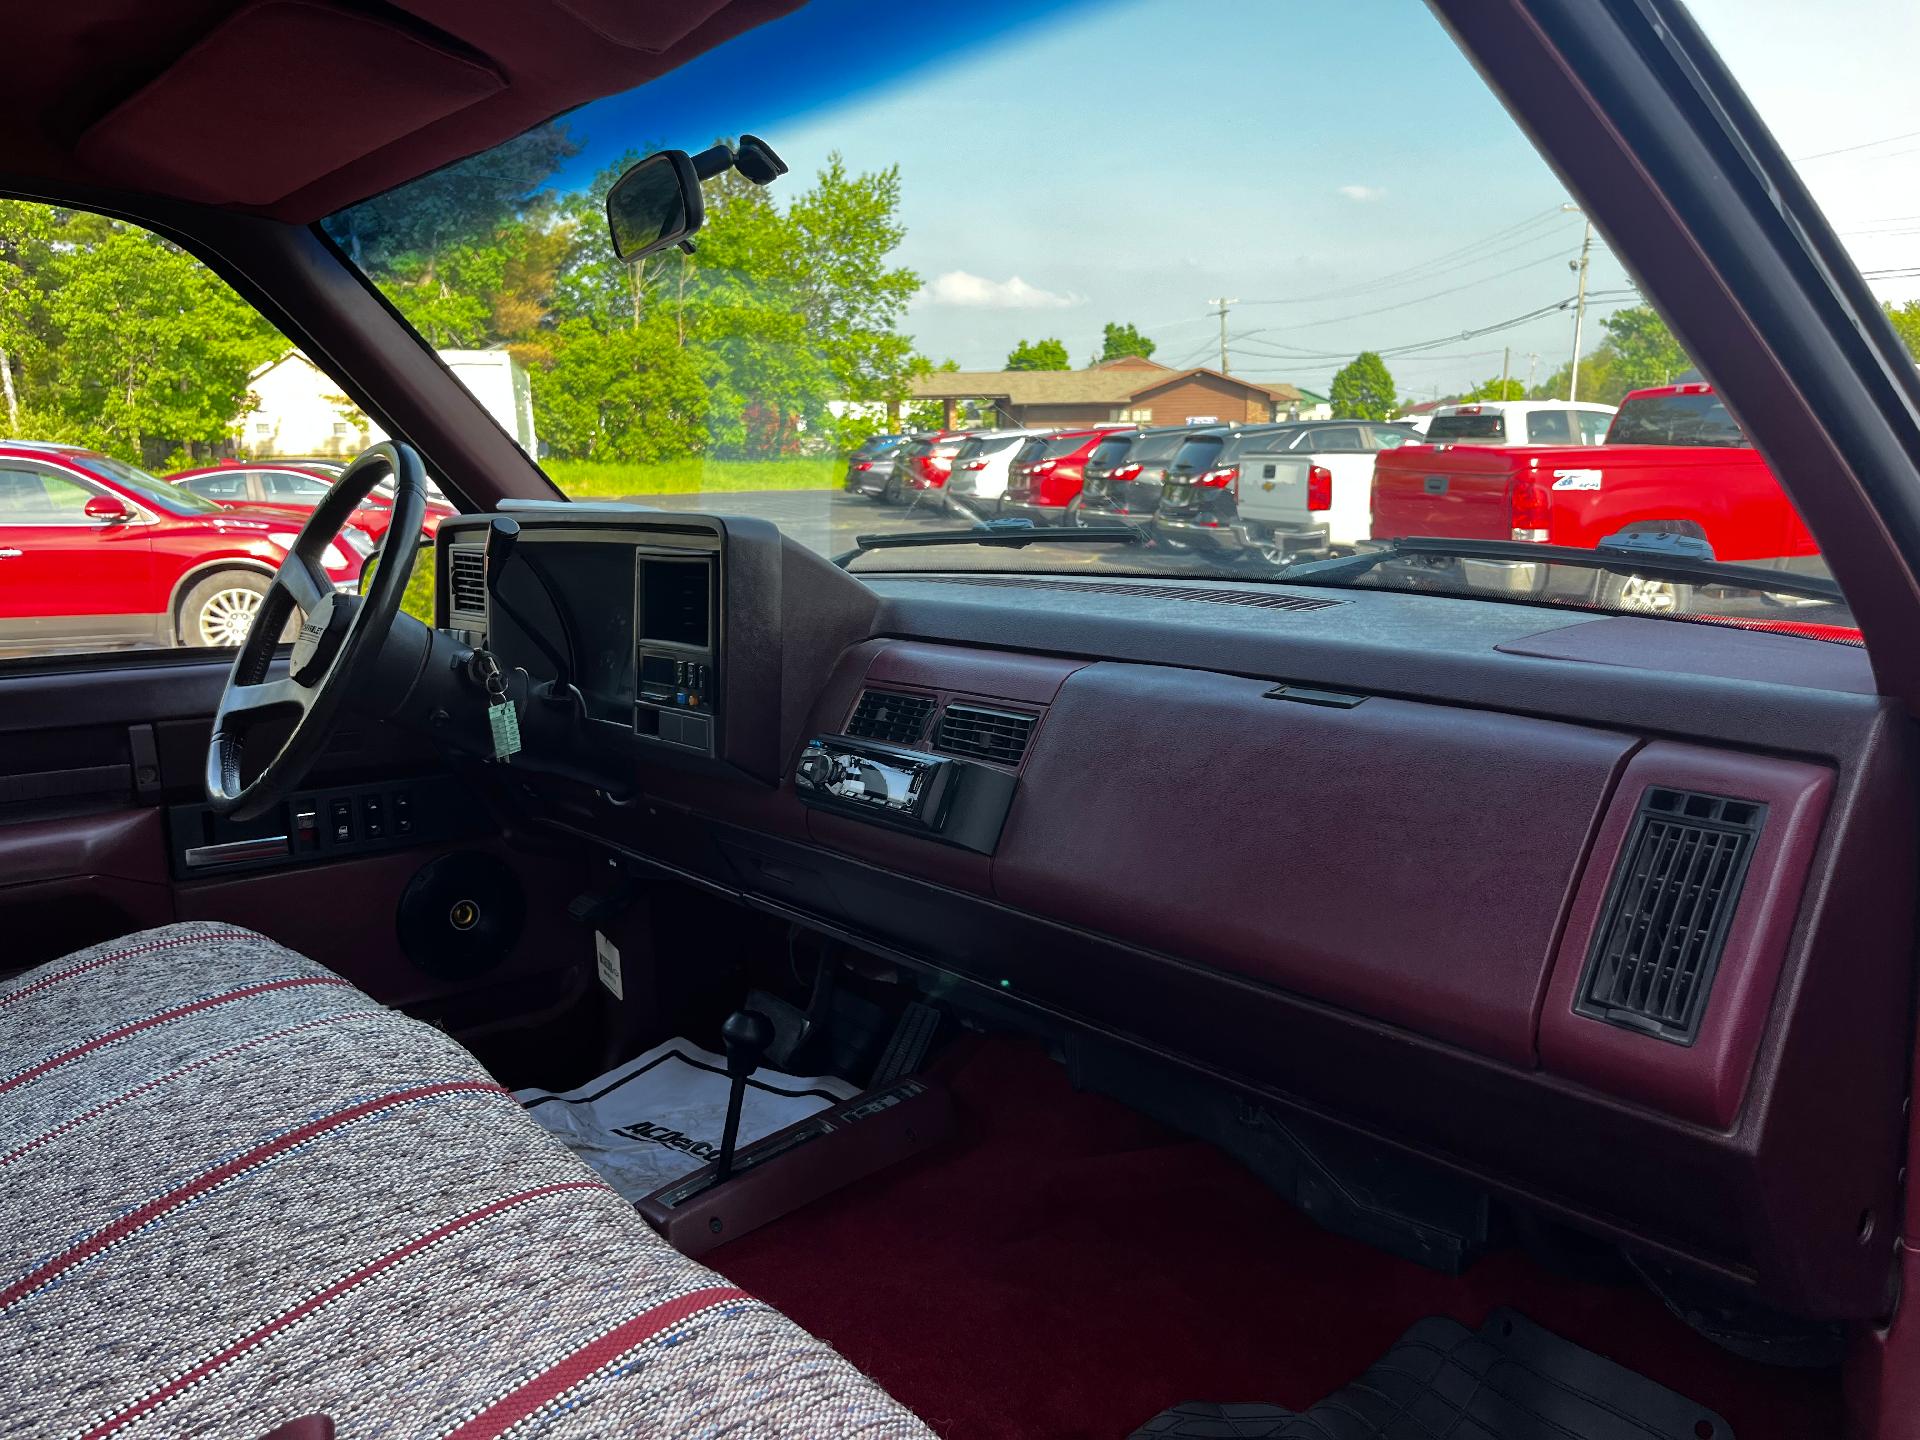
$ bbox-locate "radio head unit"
[795,734,1018,854]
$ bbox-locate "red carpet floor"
[713,1038,1843,1440]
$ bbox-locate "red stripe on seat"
[0,1079,507,1310]
[80,1181,610,1440]
[2,1012,363,1168]
[0,976,352,1093]
[0,931,241,1011]
[440,1285,755,1440]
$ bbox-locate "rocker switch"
[328,799,354,845]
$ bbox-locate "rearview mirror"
[606,134,789,264]
[83,494,133,523]
[606,151,702,263]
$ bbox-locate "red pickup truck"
[1370,384,1820,609]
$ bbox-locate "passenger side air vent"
[1575,787,1766,1044]
[448,548,488,620]
[847,690,935,744]
[935,703,1037,766]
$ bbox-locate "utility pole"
[1500,346,1511,399]
[1566,214,1593,402]
[1208,297,1237,374]
[1526,352,1540,392]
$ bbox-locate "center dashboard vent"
[449,548,487,619]
[1575,787,1766,1045]
[935,703,1037,766]
[847,689,935,744]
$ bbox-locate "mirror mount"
[605,133,789,265]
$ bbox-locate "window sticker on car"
[1552,469,1603,490]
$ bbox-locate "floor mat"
[709,1038,1840,1440]
[515,1038,856,1198]
[1130,1309,1733,1439]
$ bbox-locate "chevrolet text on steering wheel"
[205,442,431,822]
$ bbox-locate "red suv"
[0,442,371,653]
[892,430,974,502]
[169,460,457,542]
[998,425,1136,524]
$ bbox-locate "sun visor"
[75,0,504,207]
[548,0,735,51]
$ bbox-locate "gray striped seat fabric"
[2,922,935,1440]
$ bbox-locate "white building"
[240,349,538,458]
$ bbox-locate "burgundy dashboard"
[435,506,1915,1322]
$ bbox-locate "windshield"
[71,455,226,515]
[319,0,1880,643]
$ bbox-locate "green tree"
[535,315,712,461]
[1006,337,1070,371]
[1097,321,1156,363]
[1460,376,1525,402]
[1601,304,1690,392]
[1329,351,1396,420]
[1882,300,1920,360]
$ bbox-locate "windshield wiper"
[833,517,1144,569]
[1279,533,1843,604]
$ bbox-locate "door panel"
[0,655,589,1025]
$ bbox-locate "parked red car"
[998,424,1136,524]
[892,430,974,502]
[1369,383,1822,610]
[169,460,456,542]
[0,442,370,653]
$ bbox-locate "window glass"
[1426,413,1507,442]
[0,200,375,662]
[1608,392,1747,447]
[0,467,91,520]
[1088,435,1134,467]
[1371,427,1416,449]
[189,472,250,500]
[1167,435,1227,475]
[1577,411,1613,444]
[315,0,1857,641]
[1526,410,1573,443]
[264,471,333,498]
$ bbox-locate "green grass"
[543,457,841,497]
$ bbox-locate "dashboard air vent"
[449,548,487,619]
[890,574,1343,612]
[935,704,1037,766]
[847,690,935,744]
[1575,787,1766,1044]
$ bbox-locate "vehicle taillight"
[1307,464,1332,512]
[1111,463,1142,482]
[1033,459,1059,474]
[1195,466,1239,488]
[855,460,873,471]
[962,459,988,470]
[1508,472,1550,542]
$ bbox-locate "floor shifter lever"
[713,1009,774,1185]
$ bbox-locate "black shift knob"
[722,1010,774,1077]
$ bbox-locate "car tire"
[1594,569,1693,615]
[881,471,907,505]
[1064,495,1086,528]
[178,570,275,649]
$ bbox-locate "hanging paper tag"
[487,699,522,761]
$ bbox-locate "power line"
[1235,216,1584,310]
[1798,127,1920,162]
[1248,246,1583,333]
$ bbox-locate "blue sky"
[551,0,1920,399]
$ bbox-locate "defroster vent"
[936,704,1037,766]
[1575,787,1766,1045]
[449,548,488,619]
[847,690,935,744]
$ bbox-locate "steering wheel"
[206,442,430,821]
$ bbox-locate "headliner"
[2,0,803,222]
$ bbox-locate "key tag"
[480,655,522,762]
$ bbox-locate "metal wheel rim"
[1616,574,1681,613]
[197,587,263,647]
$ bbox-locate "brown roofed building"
[909,359,1302,430]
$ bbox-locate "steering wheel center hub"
[287,589,356,686]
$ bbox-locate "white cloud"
[1337,184,1386,202]
[919,271,1082,309]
